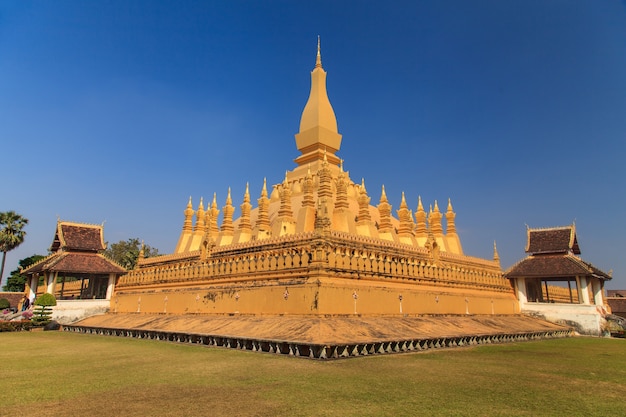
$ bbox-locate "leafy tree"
[104,238,159,270]
[2,254,45,292]
[0,211,29,285]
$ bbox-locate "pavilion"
[505,224,612,335]
[21,220,126,322]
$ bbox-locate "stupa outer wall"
[114,231,517,316]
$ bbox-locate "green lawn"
[1,332,625,416]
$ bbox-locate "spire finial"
[316,35,322,68]
[493,240,500,263]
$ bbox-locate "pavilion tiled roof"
[526,225,580,255]
[50,221,106,252]
[22,252,126,275]
[506,224,610,281]
[505,253,611,280]
[607,298,626,315]
[22,220,126,276]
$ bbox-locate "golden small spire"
[244,183,250,202]
[445,198,456,235]
[182,196,194,232]
[256,179,271,233]
[380,185,388,203]
[356,178,371,226]
[239,183,252,233]
[221,188,234,233]
[195,197,206,232]
[377,185,393,233]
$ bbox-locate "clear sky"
[2,1,625,289]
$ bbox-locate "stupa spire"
[356,178,371,225]
[195,197,205,233]
[377,185,393,233]
[302,167,315,208]
[256,179,271,235]
[239,183,252,233]
[415,196,427,236]
[208,193,220,236]
[294,37,342,166]
[429,200,443,235]
[183,197,194,232]
[445,198,456,235]
[397,192,415,237]
[221,188,234,234]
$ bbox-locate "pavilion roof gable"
[50,221,106,253]
[526,225,580,255]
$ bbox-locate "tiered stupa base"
[65,313,572,359]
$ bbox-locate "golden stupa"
[110,39,517,318]
[73,41,572,358]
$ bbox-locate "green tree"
[104,238,159,270]
[0,211,29,286]
[2,254,45,292]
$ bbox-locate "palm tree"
[0,211,29,285]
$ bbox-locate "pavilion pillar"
[105,273,116,300]
[28,275,38,302]
[46,272,57,295]
[515,278,527,307]
[591,279,603,306]
[577,276,590,305]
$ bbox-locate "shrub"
[34,293,57,307]
[0,298,10,309]
[0,320,31,332]
[33,293,56,326]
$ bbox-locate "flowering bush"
[22,310,33,320]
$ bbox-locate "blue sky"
[2,1,625,288]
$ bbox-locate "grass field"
[1,332,625,416]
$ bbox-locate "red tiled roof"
[50,222,105,252]
[505,253,611,280]
[526,226,580,255]
[22,252,125,275]
[607,298,626,315]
